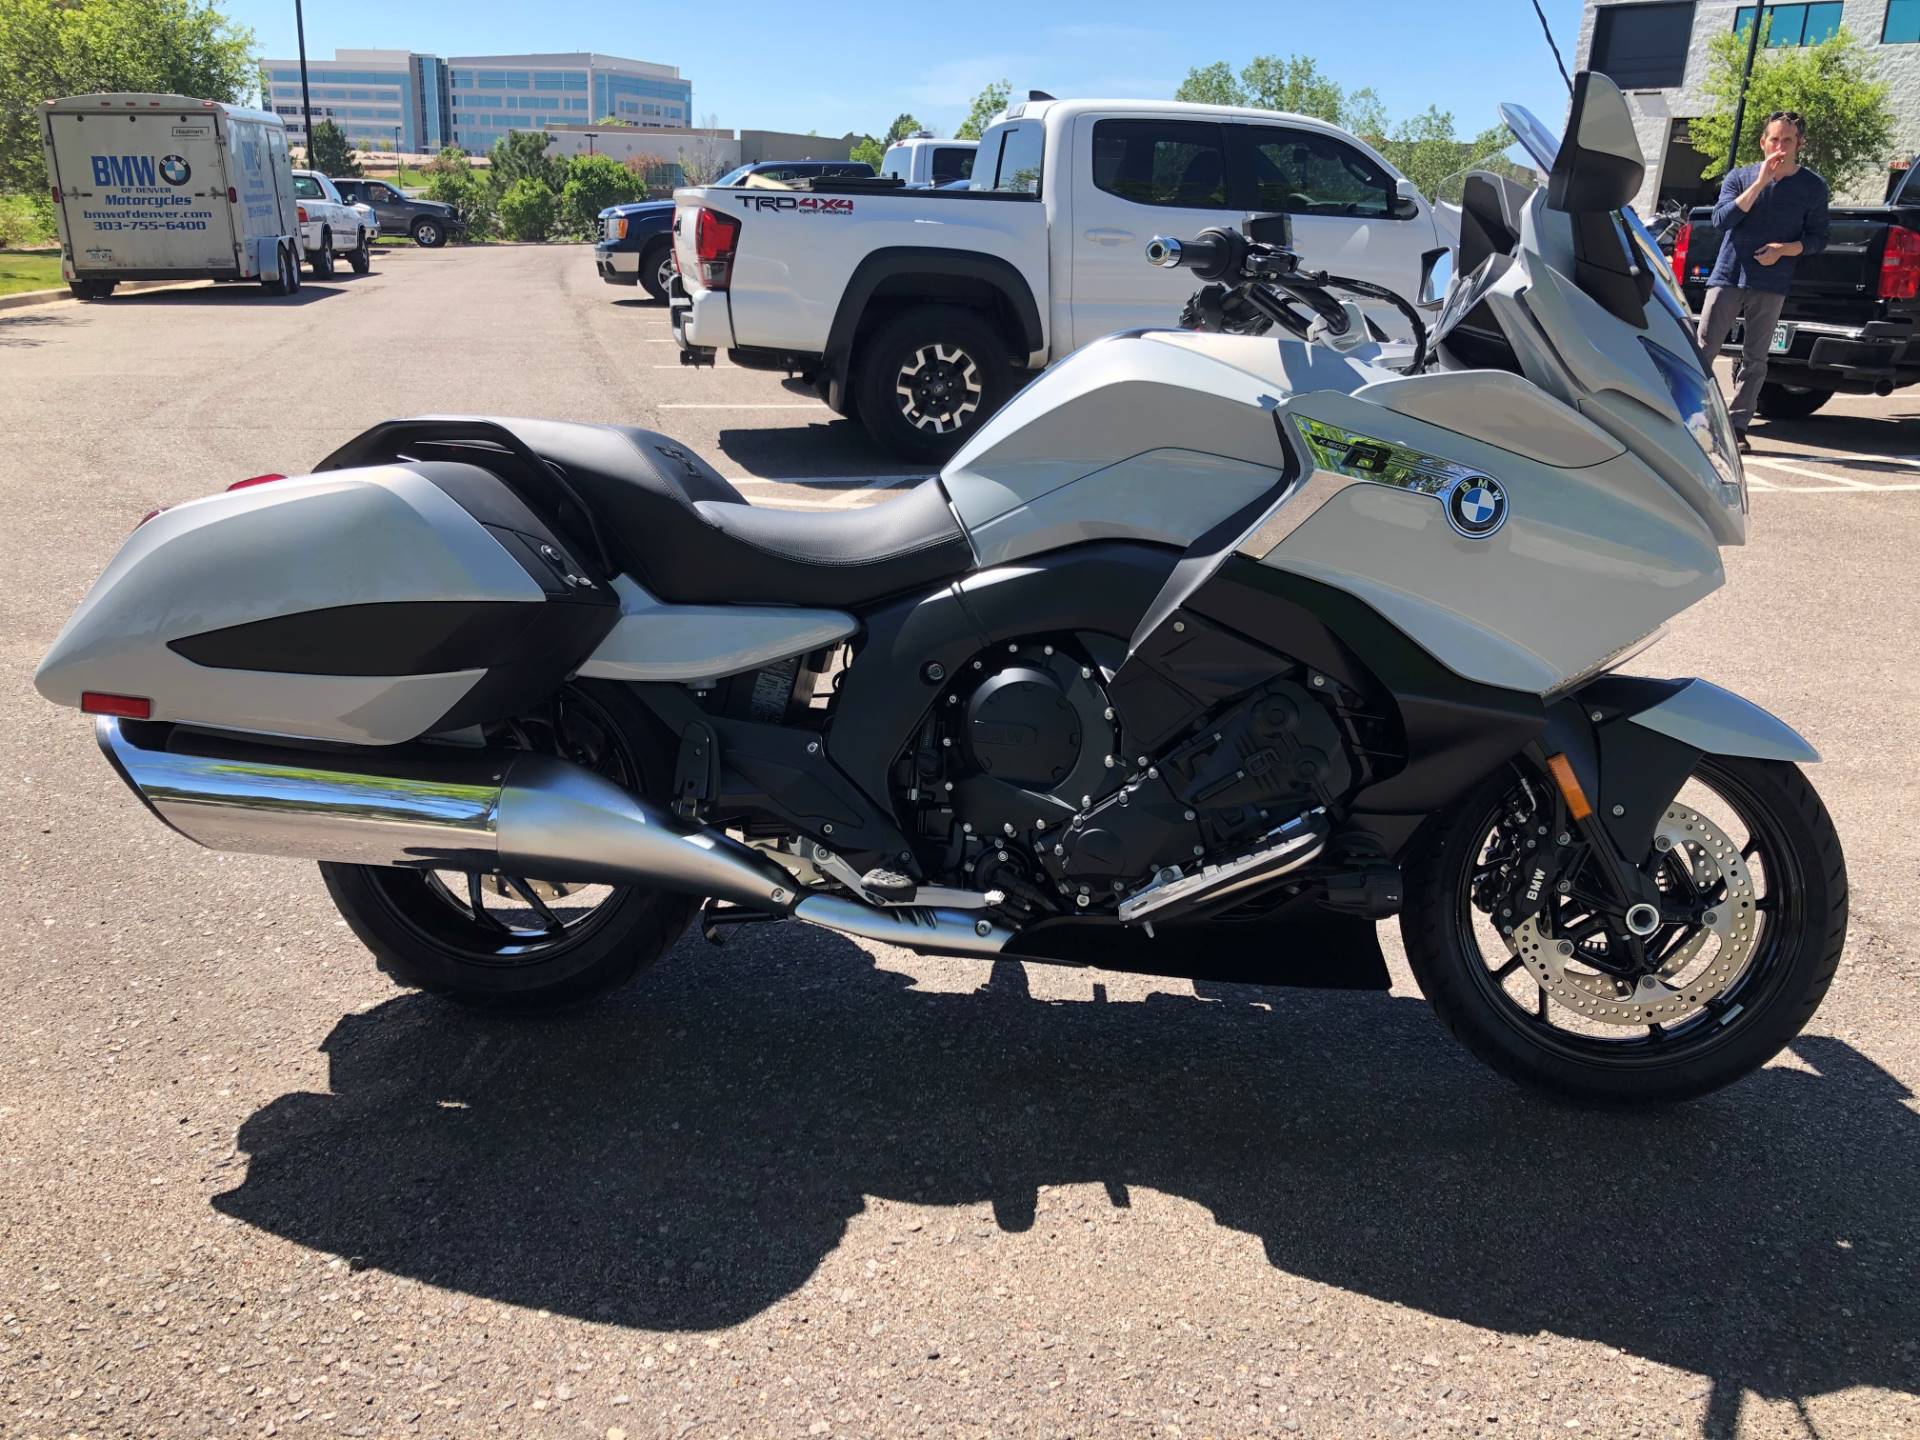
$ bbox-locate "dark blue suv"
[595,159,873,301]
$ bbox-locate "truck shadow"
[214,925,1917,1435]
[110,270,381,306]
[714,422,927,481]
[0,311,77,347]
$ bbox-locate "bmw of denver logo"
[1445,476,1508,538]
[159,154,191,186]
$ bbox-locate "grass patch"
[0,252,62,296]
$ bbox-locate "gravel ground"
[1,246,1915,1440]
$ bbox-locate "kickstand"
[700,899,776,946]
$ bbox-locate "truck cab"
[879,136,978,188]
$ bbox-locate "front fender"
[1625,678,1820,764]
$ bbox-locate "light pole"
[1726,4,1767,173]
[393,125,402,161]
[584,130,598,157]
[293,0,313,156]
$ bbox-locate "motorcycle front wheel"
[1402,754,1846,1104]
[321,683,696,1014]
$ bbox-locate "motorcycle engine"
[898,636,1353,917]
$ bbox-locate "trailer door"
[48,107,238,274]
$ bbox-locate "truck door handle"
[1083,228,1134,246]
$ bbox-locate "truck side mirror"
[1392,176,1422,219]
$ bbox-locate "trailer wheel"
[68,279,116,301]
[310,229,335,277]
[262,243,298,296]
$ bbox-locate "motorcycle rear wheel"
[320,683,696,1013]
[1402,754,1846,1104]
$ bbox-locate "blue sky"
[226,0,1585,141]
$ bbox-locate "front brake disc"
[1505,802,1759,1026]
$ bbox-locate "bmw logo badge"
[1446,476,1508,538]
[159,154,191,186]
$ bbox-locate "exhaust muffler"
[96,718,800,913]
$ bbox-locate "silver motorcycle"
[37,74,1845,1104]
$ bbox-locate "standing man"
[1694,111,1830,451]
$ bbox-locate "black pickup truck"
[1677,164,1918,419]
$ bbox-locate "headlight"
[1638,338,1746,513]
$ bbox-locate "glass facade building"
[263,49,690,154]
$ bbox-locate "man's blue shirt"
[1707,163,1830,294]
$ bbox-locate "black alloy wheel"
[1756,382,1832,420]
[856,304,1013,463]
[320,683,696,1013]
[1403,754,1846,1104]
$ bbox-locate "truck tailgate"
[1683,207,1903,325]
[674,184,1049,356]
[46,108,238,273]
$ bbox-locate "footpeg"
[860,868,917,903]
[1117,812,1326,924]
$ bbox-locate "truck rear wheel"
[68,279,115,301]
[1757,383,1831,421]
[310,230,335,277]
[855,305,1013,463]
[348,229,372,274]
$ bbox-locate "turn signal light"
[81,692,152,720]
[227,186,238,203]
[615,216,629,239]
[227,473,287,492]
[1545,752,1594,822]
[694,206,741,290]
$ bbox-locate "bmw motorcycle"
[37,75,1845,1104]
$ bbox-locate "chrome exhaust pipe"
[96,718,799,913]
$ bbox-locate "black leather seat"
[485,418,976,608]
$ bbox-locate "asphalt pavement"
[1,245,1916,1440]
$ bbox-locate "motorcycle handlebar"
[1146,230,1237,282]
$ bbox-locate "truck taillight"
[297,205,308,224]
[695,206,741,290]
[1879,225,1920,301]
[1671,223,1691,283]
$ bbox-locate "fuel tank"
[35,462,616,745]
[940,330,1388,566]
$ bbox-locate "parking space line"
[1751,482,1920,493]
[1746,457,1876,489]
[1786,451,1920,472]
[658,403,825,410]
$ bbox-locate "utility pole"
[1727,4,1766,173]
[584,131,598,156]
[294,0,313,156]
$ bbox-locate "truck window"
[1238,126,1396,218]
[933,147,975,184]
[982,122,1043,194]
[292,174,324,200]
[1091,120,1229,208]
[882,150,907,180]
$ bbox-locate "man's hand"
[1753,241,1800,266]
[1758,151,1790,188]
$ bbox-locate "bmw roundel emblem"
[1446,476,1508,538]
[159,154,191,186]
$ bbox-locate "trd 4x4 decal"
[732,195,854,214]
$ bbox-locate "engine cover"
[962,666,1083,787]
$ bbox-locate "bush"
[558,152,642,238]
[0,192,54,247]
[497,177,556,242]
[424,148,496,240]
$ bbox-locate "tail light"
[227,473,287,492]
[694,206,741,290]
[1672,222,1691,283]
[227,186,237,203]
[135,506,168,528]
[81,692,152,720]
[1880,225,1920,301]
[50,184,61,204]
[298,205,308,224]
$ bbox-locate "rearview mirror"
[1393,176,1422,218]
[1548,71,1645,213]
[1418,248,1454,308]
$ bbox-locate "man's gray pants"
[1694,285,1789,431]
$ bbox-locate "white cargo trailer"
[41,93,305,300]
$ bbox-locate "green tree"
[956,81,1010,141]
[424,145,495,239]
[305,119,360,177]
[489,129,566,192]
[849,135,885,171]
[884,113,925,145]
[851,113,928,172]
[1239,54,1343,123]
[0,0,257,195]
[593,114,635,127]
[496,175,555,242]
[558,151,641,237]
[1689,22,1895,195]
[1174,60,1244,107]
[1342,86,1390,143]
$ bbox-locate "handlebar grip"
[1146,233,1228,276]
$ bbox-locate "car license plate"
[1769,323,1794,355]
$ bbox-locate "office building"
[262,49,691,155]
[1575,0,1919,209]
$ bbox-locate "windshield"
[713,164,755,188]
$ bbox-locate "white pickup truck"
[671,97,1452,460]
[290,169,372,277]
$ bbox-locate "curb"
[0,251,423,313]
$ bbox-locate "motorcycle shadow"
[216,923,1918,1431]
